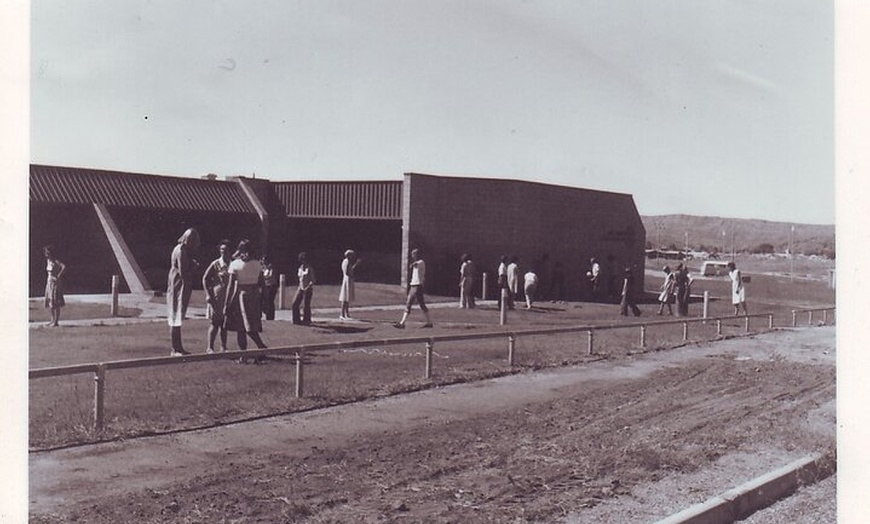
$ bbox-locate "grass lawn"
[29,261,836,449]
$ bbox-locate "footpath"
[28,292,489,328]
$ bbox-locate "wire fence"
[30,307,835,432]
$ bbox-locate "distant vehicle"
[700,260,730,276]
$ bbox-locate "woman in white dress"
[657,265,676,316]
[727,261,748,316]
[339,249,360,320]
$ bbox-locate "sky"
[30,1,834,224]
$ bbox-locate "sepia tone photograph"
[5,0,868,522]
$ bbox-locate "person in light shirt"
[523,270,539,310]
[507,256,520,310]
[223,239,268,362]
[292,252,315,325]
[394,248,433,328]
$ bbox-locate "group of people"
[652,260,748,317]
[42,233,750,346]
[489,255,616,311]
[652,263,693,317]
[494,255,542,310]
[167,228,317,361]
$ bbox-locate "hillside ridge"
[640,215,835,256]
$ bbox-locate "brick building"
[29,165,645,300]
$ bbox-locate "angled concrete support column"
[234,177,270,256]
[93,203,151,294]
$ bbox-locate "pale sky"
[30,0,834,224]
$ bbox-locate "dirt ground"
[29,326,835,523]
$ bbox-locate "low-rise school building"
[29,165,646,300]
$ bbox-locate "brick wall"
[402,173,646,300]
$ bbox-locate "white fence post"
[279,274,287,310]
[111,275,120,317]
[500,288,508,325]
[295,350,304,398]
[94,364,106,431]
[703,291,709,319]
[425,340,433,378]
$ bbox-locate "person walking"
[260,257,278,321]
[168,228,201,356]
[674,262,692,317]
[459,253,476,309]
[728,261,749,316]
[339,249,360,320]
[223,239,268,363]
[202,238,231,353]
[43,245,66,327]
[656,265,676,316]
[619,267,642,317]
[394,248,433,328]
[292,252,315,325]
[523,269,539,309]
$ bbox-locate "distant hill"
[640,215,835,258]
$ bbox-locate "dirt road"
[30,327,835,523]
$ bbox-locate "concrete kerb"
[651,452,836,524]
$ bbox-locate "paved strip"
[651,453,836,524]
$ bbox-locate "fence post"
[744,316,750,333]
[295,350,304,398]
[111,275,119,317]
[682,322,689,341]
[482,273,489,301]
[508,334,516,366]
[768,314,774,329]
[279,274,287,310]
[94,364,106,431]
[500,288,508,326]
[808,310,814,326]
[640,325,646,348]
[823,310,828,325]
[792,310,797,327]
[716,319,722,336]
[425,340,433,379]
[703,291,709,319]
[587,330,594,355]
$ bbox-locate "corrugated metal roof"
[274,181,402,219]
[30,165,257,214]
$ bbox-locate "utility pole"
[789,224,795,281]
[730,228,735,260]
